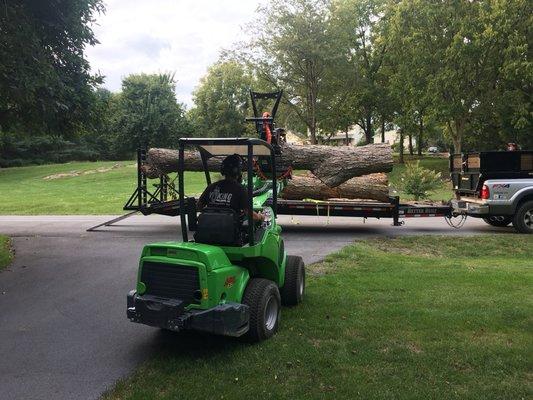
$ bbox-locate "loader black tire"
[483,216,512,227]
[242,278,281,342]
[281,255,305,306]
[512,200,533,234]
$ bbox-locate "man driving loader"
[197,154,264,222]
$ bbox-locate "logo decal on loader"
[224,276,236,288]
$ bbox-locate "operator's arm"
[197,184,213,211]
[241,208,264,222]
[239,185,264,222]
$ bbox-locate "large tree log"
[142,148,221,178]
[280,142,393,187]
[281,173,390,202]
[143,143,393,187]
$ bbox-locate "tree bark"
[365,114,374,144]
[381,117,386,143]
[280,142,392,187]
[142,148,222,178]
[143,143,393,188]
[417,116,423,156]
[408,134,414,155]
[398,129,405,164]
[282,173,389,202]
[448,118,464,154]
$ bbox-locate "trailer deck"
[269,198,452,226]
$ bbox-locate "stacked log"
[282,173,389,202]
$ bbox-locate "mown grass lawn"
[104,235,532,400]
[0,155,452,214]
[0,161,208,214]
[0,235,13,270]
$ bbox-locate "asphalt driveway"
[0,214,505,400]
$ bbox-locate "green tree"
[0,0,104,136]
[470,0,532,150]
[386,0,532,153]
[80,87,117,159]
[399,161,442,201]
[241,0,339,144]
[329,0,391,144]
[112,73,191,157]
[190,61,255,138]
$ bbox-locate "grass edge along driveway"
[104,235,532,400]
[0,235,13,271]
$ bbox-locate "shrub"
[399,161,442,201]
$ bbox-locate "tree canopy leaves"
[190,61,255,138]
[0,0,104,136]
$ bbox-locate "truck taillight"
[480,184,490,200]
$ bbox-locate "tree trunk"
[398,129,405,164]
[143,143,393,188]
[417,116,423,156]
[280,142,392,187]
[308,125,317,145]
[408,134,414,155]
[365,114,374,144]
[451,136,462,154]
[448,118,464,154]
[381,117,386,143]
[142,148,222,177]
[282,173,389,202]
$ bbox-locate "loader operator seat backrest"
[194,207,243,246]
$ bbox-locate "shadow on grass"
[151,329,245,361]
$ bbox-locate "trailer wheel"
[483,216,512,227]
[242,278,281,342]
[512,200,533,234]
[281,255,305,306]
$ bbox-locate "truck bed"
[450,151,533,195]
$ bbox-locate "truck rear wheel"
[281,255,305,306]
[483,216,512,227]
[242,278,281,342]
[512,200,533,234]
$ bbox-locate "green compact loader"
[127,137,305,342]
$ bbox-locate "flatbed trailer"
[268,197,452,226]
[87,146,455,232]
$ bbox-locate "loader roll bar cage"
[245,90,283,141]
[178,137,277,246]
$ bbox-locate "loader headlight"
[193,290,202,302]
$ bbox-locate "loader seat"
[194,208,243,246]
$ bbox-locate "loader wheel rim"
[264,296,278,331]
[298,274,304,297]
[524,209,532,228]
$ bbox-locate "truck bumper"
[451,199,490,217]
[127,290,249,337]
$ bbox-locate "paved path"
[0,215,506,400]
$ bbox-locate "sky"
[86,0,264,107]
